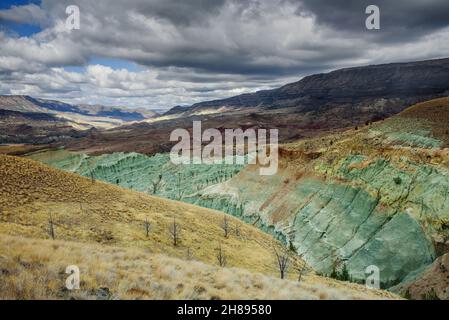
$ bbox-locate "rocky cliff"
[168,58,449,120]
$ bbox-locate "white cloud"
[0,0,448,109]
[0,4,48,26]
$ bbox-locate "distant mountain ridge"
[0,95,158,121]
[166,57,449,116]
[0,95,159,144]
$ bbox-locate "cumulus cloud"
[0,3,48,26]
[0,0,448,109]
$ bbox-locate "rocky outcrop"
[167,57,449,119]
[391,253,449,299]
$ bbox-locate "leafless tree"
[296,264,308,282]
[235,222,241,237]
[49,213,55,240]
[169,217,180,246]
[144,218,151,237]
[274,247,289,279]
[221,214,230,238]
[150,174,163,194]
[216,243,227,267]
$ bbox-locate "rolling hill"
[0,154,396,299]
[28,96,449,298]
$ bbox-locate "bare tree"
[150,174,163,194]
[144,217,151,237]
[169,217,180,246]
[216,243,227,267]
[49,213,55,240]
[296,264,307,282]
[235,222,241,237]
[221,214,230,238]
[274,247,289,279]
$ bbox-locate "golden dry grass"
[399,96,449,147]
[0,155,399,299]
[0,154,302,278]
[0,144,49,156]
[0,234,398,300]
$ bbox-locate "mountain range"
[165,57,449,117]
[67,57,449,155]
[0,95,158,145]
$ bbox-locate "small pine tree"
[340,263,350,282]
[288,242,297,253]
[330,265,338,279]
[403,289,412,300]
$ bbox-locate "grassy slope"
[399,97,449,147]
[0,155,397,299]
[0,154,299,277]
[0,234,398,300]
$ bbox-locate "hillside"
[0,154,298,276]
[167,58,449,117]
[29,97,449,297]
[399,96,449,147]
[0,235,397,300]
[0,95,158,144]
[0,109,85,144]
[0,154,398,299]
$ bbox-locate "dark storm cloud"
[1,0,449,108]
[298,0,449,42]
[129,0,227,26]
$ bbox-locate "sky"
[1,0,449,110]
